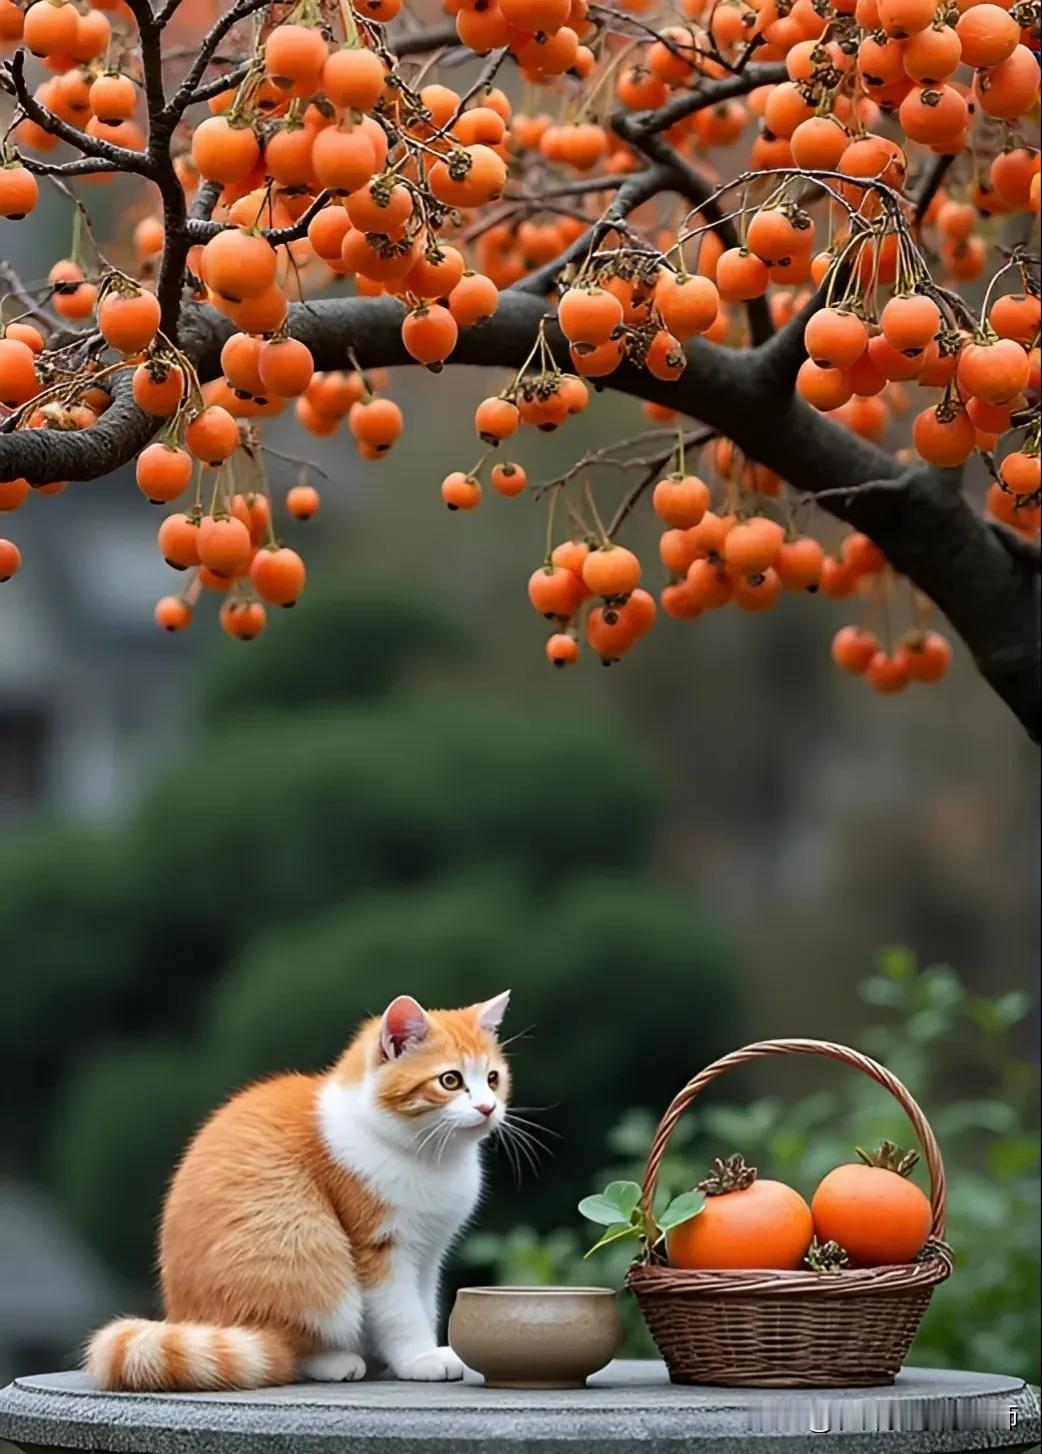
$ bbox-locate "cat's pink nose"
[475,1103,496,1118]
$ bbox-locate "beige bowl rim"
[454,1286,617,1297]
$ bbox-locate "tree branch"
[119,0,192,335]
[187,295,1042,741]
[185,190,333,246]
[913,151,956,225]
[182,62,255,108]
[3,287,1037,738]
[0,261,59,332]
[189,178,223,222]
[514,164,673,297]
[392,23,462,56]
[3,51,152,174]
[19,154,122,178]
[616,61,788,141]
[163,0,270,122]
[611,117,774,343]
[0,371,156,483]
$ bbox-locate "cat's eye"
[487,1071,500,1089]
[439,1071,463,1091]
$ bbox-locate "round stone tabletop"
[0,1361,1038,1454]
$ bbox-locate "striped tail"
[85,1318,298,1392]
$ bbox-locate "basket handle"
[642,1038,946,1239]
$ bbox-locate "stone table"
[0,1361,1038,1454]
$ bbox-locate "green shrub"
[0,824,137,1053]
[0,824,140,1162]
[196,582,464,724]
[47,1042,229,1281]
[126,695,660,947]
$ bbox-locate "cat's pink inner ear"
[477,990,511,1034]
[379,996,430,1060]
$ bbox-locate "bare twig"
[608,429,716,536]
[0,261,60,332]
[163,0,270,122]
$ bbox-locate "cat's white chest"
[316,1078,483,1249]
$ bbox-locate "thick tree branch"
[754,276,829,382]
[120,0,191,335]
[618,62,788,140]
[0,371,156,483]
[189,179,223,222]
[3,288,1037,737]
[177,296,1042,742]
[991,523,1041,572]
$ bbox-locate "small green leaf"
[578,1193,634,1227]
[994,991,1031,1028]
[602,1181,642,1218]
[657,1190,705,1233]
[583,1223,641,1259]
[877,945,916,981]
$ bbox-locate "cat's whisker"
[492,1123,526,1187]
[496,1023,535,1052]
[435,1123,457,1168]
[413,1123,436,1153]
[414,1121,448,1158]
[509,1131,543,1181]
[504,1112,561,1140]
[503,1114,556,1155]
[496,1119,545,1180]
[494,1126,524,1189]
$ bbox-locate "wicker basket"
[626,1038,954,1388]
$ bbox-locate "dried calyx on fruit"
[805,1236,850,1274]
[855,1139,921,1177]
[697,1153,759,1195]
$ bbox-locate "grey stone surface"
[0,1361,1038,1454]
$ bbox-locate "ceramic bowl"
[448,1286,621,1389]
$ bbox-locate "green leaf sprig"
[578,1179,704,1259]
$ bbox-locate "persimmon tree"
[0,0,1039,735]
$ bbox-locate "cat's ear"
[379,996,430,1060]
[477,990,511,1034]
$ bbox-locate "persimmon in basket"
[666,1155,813,1271]
[811,1140,933,1268]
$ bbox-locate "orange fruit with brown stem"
[666,1155,814,1271]
[811,1140,933,1266]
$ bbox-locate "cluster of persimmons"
[0,0,1038,691]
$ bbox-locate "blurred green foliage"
[0,582,738,1284]
[462,948,1040,1383]
[196,580,466,724]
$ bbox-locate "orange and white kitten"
[86,991,511,1391]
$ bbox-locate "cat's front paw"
[300,1351,367,1382]
[396,1347,465,1382]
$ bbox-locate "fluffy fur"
[86,991,511,1391]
